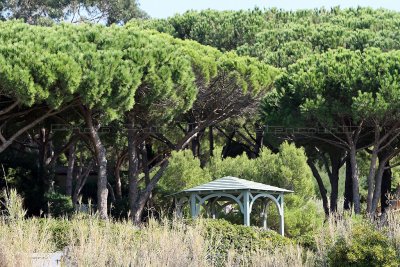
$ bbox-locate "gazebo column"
[190,193,198,218]
[279,193,284,236]
[243,191,251,226]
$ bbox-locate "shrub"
[200,219,291,263]
[38,218,71,250]
[45,192,74,217]
[328,223,399,267]
[158,150,212,193]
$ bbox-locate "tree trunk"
[344,156,353,211]
[381,162,392,214]
[107,182,116,203]
[66,140,76,197]
[72,160,93,208]
[371,152,391,213]
[254,123,264,156]
[327,152,341,213]
[366,146,379,214]
[308,159,329,216]
[114,152,125,200]
[209,126,214,157]
[349,144,361,214]
[141,141,152,209]
[127,118,140,224]
[37,128,52,192]
[132,161,169,223]
[82,106,108,219]
[329,170,339,213]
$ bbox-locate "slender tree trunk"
[82,106,108,219]
[344,156,353,211]
[308,159,329,216]
[114,163,122,200]
[37,128,48,190]
[371,160,386,213]
[329,170,339,213]
[349,144,361,214]
[66,140,76,197]
[72,160,93,208]
[141,141,152,209]
[107,182,116,203]
[132,161,169,223]
[209,126,214,157]
[381,162,392,214]
[371,152,392,213]
[254,123,264,156]
[114,153,125,200]
[188,123,199,157]
[328,153,341,213]
[127,118,140,224]
[366,145,379,214]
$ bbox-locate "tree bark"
[371,159,386,214]
[36,127,54,192]
[66,140,76,197]
[326,152,342,213]
[209,126,214,157]
[132,161,169,223]
[114,152,126,200]
[254,123,264,156]
[308,159,329,216]
[127,118,140,224]
[366,145,379,214]
[72,160,93,207]
[141,141,152,209]
[349,143,361,214]
[371,151,393,213]
[344,156,353,211]
[380,162,392,214]
[82,106,108,219]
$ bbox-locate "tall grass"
[0,191,399,266]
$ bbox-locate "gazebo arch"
[172,176,293,236]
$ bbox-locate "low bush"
[328,223,399,267]
[200,219,291,263]
[40,218,72,250]
[45,192,74,217]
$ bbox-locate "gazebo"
[173,176,293,236]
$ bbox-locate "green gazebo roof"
[176,176,293,195]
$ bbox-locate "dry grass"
[225,246,316,267]
[0,214,317,267]
[0,191,399,267]
[64,216,209,266]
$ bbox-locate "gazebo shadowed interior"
[173,176,293,236]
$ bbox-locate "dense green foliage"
[202,219,291,262]
[45,192,74,217]
[139,8,400,67]
[0,0,148,25]
[158,150,211,193]
[159,143,323,238]
[328,223,399,267]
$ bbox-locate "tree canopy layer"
[262,48,400,213]
[139,8,400,216]
[0,0,148,25]
[0,20,277,219]
[137,8,400,68]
